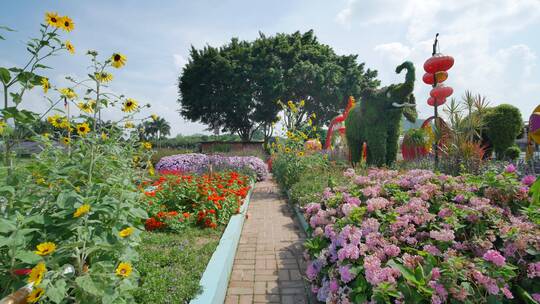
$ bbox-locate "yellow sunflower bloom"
[76,122,91,136]
[151,114,158,121]
[95,72,113,83]
[0,120,6,135]
[124,121,135,129]
[65,40,75,54]
[59,16,74,32]
[60,88,77,100]
[147,160,155,176]
[62,136,71,145]
[41,77,50,93]
[297,151,305,157]
[122,98,138,113]
[111,53,127,68]
[115,262,132,278]
[35,242,56,256]
[28,262,46,286]
[74,204,90,218]
[42,133,50,139]
[284,147,291,153]
[77,101,95,114]
[45,12,61,28]
[299,99,305,107]
[142,142,152,150]
[27,287,45,304]
[48,114,69,129]
[119,227,134,238]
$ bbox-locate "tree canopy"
[484,104,523,159]
[178,30,379,141]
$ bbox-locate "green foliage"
[179,30,380,141]
[140,116,171,141]
[134,229,222,303]
[484,104,523,159]
[504,145,521,161]
[346,61,417,166]
[289,162,348,206]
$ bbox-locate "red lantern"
[423,54,454,74]
[427,97,446,106]
[430,85,453,100]
[422,71,448,85]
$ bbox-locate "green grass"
[134,227,223,304]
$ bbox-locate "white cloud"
[173,53,188,70]
[335,0,357,28]
[374,42,411,62]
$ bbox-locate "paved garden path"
[225,176,310,304]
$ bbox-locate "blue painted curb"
[190,181,255,304]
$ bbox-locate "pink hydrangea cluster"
[302,167,539,303]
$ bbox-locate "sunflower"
[41,77,50,93]
[297,151,305,157]
[0,120,6,135]
[151,114,158,121]
[62,136,71,145]
[142,142,152,150]
[124,121,135,129]
[111,53,127,68]
[77,101,95,114]
[59,16,74,32]
[48,114,69,129]
[95,72,113,83]
[35,242,56,256]
[74,204,90,218]
[64,40,75,54]
[60,88,77,100]
[147,160,155,176]
[27,287,45,304]
[28,262,46,286]
[122,98,138,113]
[115,262,132,278]
[119,227,134,238]
[45,12,61,28]
[76,122,91,136]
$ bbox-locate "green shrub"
[504,145,521,160]
[272,153,327,191]
[289,163,348,206]
[484,104,523,159]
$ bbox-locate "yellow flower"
[0,120,6,134]
[77,101,95,114]
[48,114,69,129]
[119,227,134,238]
[65,40,75,54]
[147,161,155,176]
[35,242,56,256]
[27,287,45,303]
[28,262,46,286]
[61,136,71,145]
[42,133,50,139]
[132,155,140,163]
[111,53,127,68]
[59,16,74,32]
[151,114,158,121]
[101,132,108,140]
[60,88,77,99]
[284,147,291,153]
[95,72,113,83]
[307,119,312,126]
[74,204,90,218]
[297,151,304,157]
[142,142,152,150]
[36,177,46,185]
[45,12,61,28]
[122,98,138,113]
[41,77,50,93]
[76,122,91,136]
[299,99,305,107]
[311,113,316,119]
[124,121,135,129]
[115,262,132,278]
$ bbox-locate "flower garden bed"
[136,169,254,303]
[301,167,540,303]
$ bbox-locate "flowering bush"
[303,167,540,303]
[155,153,268,181]
[142,171,251,231]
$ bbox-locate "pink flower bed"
[303,168,540,303]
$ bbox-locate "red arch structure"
[324,97,356,150]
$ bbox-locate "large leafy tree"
[178,30,379,141]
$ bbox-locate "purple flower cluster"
[155,153,268,181]
[302,167,539,303]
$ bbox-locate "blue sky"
[1,0,539,136]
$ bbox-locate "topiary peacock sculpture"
[345,61,418,166]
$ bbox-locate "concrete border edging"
[286,190,310,235]
[190,182,255,304]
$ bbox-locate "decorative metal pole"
[432,33,440,169]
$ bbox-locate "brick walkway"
[225,177,310,304]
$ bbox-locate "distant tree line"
[178,30,380,142]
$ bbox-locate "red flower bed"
[141,171,251,232]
